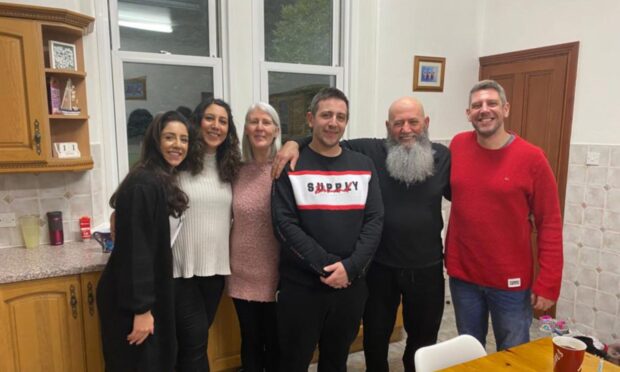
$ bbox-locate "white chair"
[414,334,487,372]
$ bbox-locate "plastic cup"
[553,336,586,372]
[18,215,40,249]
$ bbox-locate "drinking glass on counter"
[18,215,40,249]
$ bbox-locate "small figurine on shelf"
[49,77,62,114]
[60,78,81,115]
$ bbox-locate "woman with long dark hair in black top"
[97,111,201,372]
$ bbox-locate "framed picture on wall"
[49,40,77,70]
[413,56,446,92]
[124,77,147,100]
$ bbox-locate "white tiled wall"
[558,144,620,343]
[0,144,106,248]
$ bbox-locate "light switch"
[586,151,600,166]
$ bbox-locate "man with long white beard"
[273,96,450,372]
[384,123,435,185]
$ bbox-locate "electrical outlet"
[0,212,17,227]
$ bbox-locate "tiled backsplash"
[0,144,106,247]
[560,144,620,343]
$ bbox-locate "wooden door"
[0,17,48,163]
[479,42,579,317]
[81,272,104,372]
[0,276,87,372]
[479,42,579,210]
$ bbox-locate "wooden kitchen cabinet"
[0,275,88,372]
[208,296,243,371]
[0,272,103,372]
[0,3,94,173]
[81,271,104,372]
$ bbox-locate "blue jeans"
[449,277,532,351]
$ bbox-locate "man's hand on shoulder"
[320,262,350,289]
[271,141,300,179]
[531,293,555,311]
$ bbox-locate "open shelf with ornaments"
[0,3,94,173]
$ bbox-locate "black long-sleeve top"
[96,169,176,371]
[272,146,384,289]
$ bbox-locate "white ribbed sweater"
[173,153,232,278]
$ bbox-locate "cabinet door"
[0,17,48,163]
[0,276,87,372]
[208,295,242,371]
[80,271,104,372]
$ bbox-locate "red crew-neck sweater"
[446,131,563,300]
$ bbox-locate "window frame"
[253,0,350,105]
[107,0,224,178]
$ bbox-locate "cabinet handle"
[87,281,95,316]
[70,284,78,319]
[34,120,41,155]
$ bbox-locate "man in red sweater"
[445,80,563,351]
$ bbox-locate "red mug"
[553,336,586,372]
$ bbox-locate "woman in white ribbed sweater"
[173,98,242,372]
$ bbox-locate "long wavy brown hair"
[189,98,241,182]
[110,111,199,217]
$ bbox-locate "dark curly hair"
[110,110,199,217]
[189,98,241,182]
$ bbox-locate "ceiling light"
[119,2,173,33]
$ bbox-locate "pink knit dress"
[226,162,279,302]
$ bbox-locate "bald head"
[385,96,429,147]
[388,97,425,121]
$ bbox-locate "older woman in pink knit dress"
[227,102,281,372]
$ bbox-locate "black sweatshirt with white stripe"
[272,146,384,289]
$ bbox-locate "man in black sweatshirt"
[272,87,384,372]
[274,97,450,372]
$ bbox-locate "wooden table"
[439,337,620,371]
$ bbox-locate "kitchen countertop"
[0,240,110,284]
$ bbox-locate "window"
[123,62,215,165]
[109,0,222,173]
[264,0,334,65]
[118,1,213,56]
[106,0,349,178]
[257,0,348,142]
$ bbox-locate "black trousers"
[277,280,368,372]
[174,275,225,372]
[232,298,279,372]
[362,261,445,372]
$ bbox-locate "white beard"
[385,132,435,186]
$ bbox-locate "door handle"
[70,284,78,319]
[87,281,95,316]
[34,119,41,155]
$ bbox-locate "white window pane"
[123,62,213,167]
[264,0,333,65]
[268,72,335,142]
[118,0,211,56]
